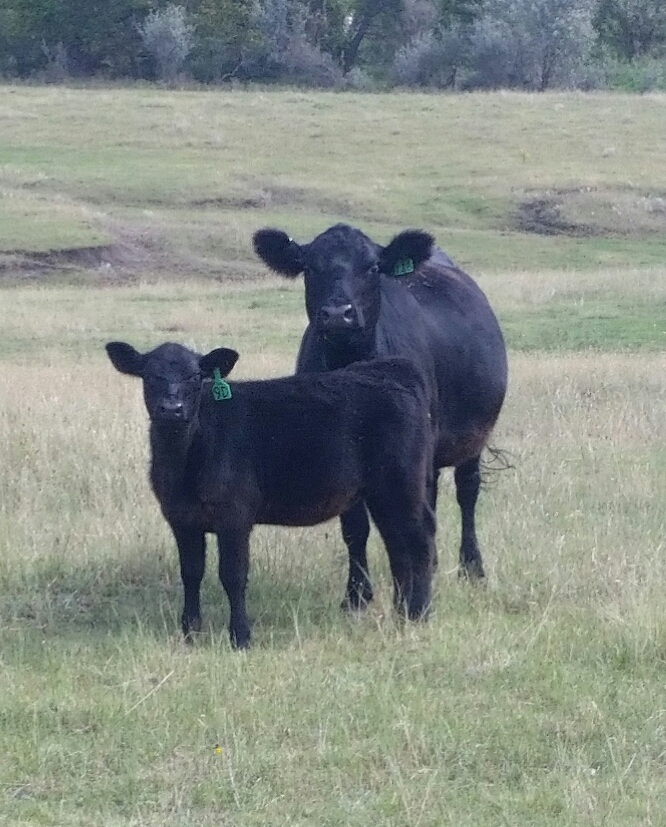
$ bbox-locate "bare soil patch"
[0,220,260,284]
[517,187,666,238]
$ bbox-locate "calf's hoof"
[182,615,202,644]
[230,625,251,650]
[458,559,485,580]
[341,584,374,613]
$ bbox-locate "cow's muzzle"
[318,303,358,332]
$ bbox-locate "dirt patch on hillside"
[517,187,666,238]
[517,197,594,237]
[0,220,267,284]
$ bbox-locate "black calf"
[106,341,436,648]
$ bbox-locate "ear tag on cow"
[212,368,232,401]
[393,258,415,277]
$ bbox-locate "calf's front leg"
[217,527,252,649]
[172,525,206,641]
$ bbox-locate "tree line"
[1,0,665,90]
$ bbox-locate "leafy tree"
[0,0,152,76]
[594,0,666,58]
[191,0,256,80]
[466,0,596,90]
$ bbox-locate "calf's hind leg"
[366,496,436,620]
[340,500,373,611]
[217,526,252,650]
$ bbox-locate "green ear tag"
[212,368,232,401]
[393,258,415,277]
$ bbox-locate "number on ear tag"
[212,368,232,401]
[393,259,415,277]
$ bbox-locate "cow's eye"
[367,264,380,276]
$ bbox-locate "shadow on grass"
[0,546,370,655]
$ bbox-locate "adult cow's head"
[253,224,434,354]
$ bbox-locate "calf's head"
[105,341,239,425]
[253,224,434,347]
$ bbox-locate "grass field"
[0,86,665,826]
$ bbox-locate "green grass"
[1,86,666,826]
[1,86,666,276]
[1,284,665,825]
[503,295,666,351]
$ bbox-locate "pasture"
[0,86,665,825]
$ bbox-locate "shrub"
[391,28,469,88]
[240,0,343,86]
[138,4,195,82]
[605,53,666,90]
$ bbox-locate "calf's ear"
[199,347,239,379]
[253,228,304,277]
[380,230,434,277]
[105,342,144,377]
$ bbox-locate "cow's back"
[382,253,507,466]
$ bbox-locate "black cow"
[106,341,436,649]
[253,223,508,608]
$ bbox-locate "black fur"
[106,341,436,649]
[253,223,508,606]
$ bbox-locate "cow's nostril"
[159,400,185,418]
[320,303,356,329]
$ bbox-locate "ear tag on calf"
[212,368,232,401]
[393,258,415,277]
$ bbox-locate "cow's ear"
[106,342,145,377]
[380,230,434,277]
[253,229,304,277]
[199,347,239,379]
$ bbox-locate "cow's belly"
[435,424,494,468]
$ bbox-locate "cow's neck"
[322,331,376,370]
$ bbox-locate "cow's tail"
[480,445,515,488]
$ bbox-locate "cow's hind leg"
[340,500,373,611]
[455,456,485,578]
[428,467,440,570]
[366,497,436,620]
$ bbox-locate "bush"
[392,28,469,88]
[604,53,666,90]
[138,4,195,82]
[240,0,343,86]
[40,41,70,83]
